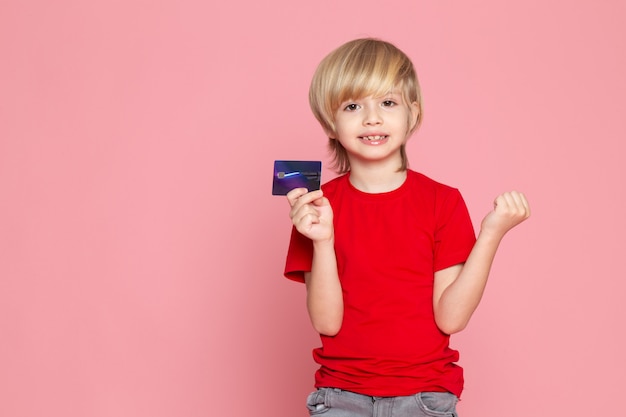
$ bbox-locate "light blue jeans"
[306,388,459,417]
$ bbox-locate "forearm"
[435,231,503,334]
[305,239,343,336]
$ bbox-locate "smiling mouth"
[360,135,388,141]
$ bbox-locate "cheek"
[334,120,353,136]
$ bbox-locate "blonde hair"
[309,38,423,173]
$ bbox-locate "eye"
[343,103,360,111]
[381,100,397,107]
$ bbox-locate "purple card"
[272,160,322,195]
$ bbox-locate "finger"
[312,195,330,207]
[518,192,531,217]
[493,193,510,211]
[289,189,324,214]
[292,209,321,232]
[291,201,317,221]
[290,196,325,224]
[298,211,321,227]
[507,191,530,218]
[508,191,524,210]
[286,188,309,207]
[497,191,531,219]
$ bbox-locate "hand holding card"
[272,160,322,196]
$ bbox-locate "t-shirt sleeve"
[284,226,313,283]
[433,188,476,272]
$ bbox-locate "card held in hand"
[272,160,322,195]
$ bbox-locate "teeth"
[363,135,386,140]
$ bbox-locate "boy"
[284,38,530,416]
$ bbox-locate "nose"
[363,106,383,126]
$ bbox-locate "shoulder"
[407,171,469,222]
[320,173,348,199]
[407,170,460,198]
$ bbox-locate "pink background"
[1,1,625,416]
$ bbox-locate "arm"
[433,191,531,335]
[287,188,343,336]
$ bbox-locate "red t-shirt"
[284,170,476,397]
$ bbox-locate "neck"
[348,162,408,193]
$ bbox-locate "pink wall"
[1,1,625,416]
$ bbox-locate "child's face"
[331,91,419,166]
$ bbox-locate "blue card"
[272,160,322,195]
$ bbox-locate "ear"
[408,101,420,131]
[323,127,337,140]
